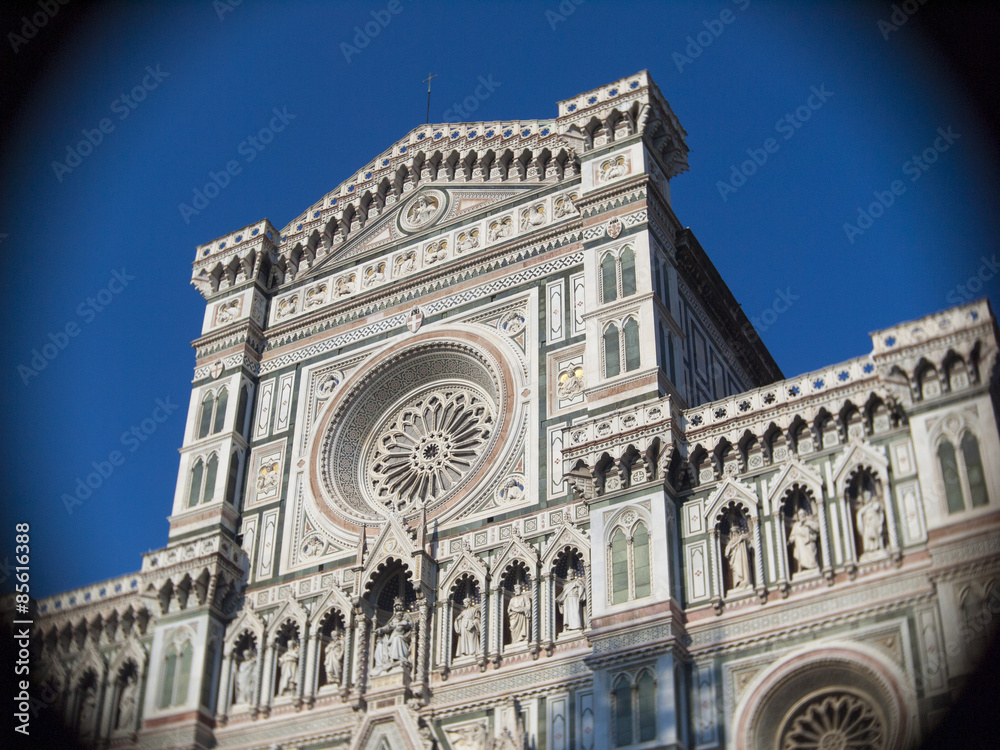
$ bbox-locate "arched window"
[213,388,228,434]
[158,636,193,709]
[604,324,621,378]
[236,385,251,438]
[620,247,636,297]
[604,319,642,379]
[612,670,657,747]
[225,453,241,505]
[613,675,633,747]
[601,254,618,303]
[203,454,219,504]
[611,529,629,604]
[188,460,204,508]
[609,518,653,605]
[198,393,214,439]
[637,670,657,742]
[962,433,988,507]
[938,441,964,514]
[633,523,651,599]
[624,317,641,371]
[939,432,991,513]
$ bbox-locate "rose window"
[780,692,886,750]
[367,387,495,513]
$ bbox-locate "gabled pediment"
[223,602,266,651]
[490,529,540,579]
[767,458,825,506]
[541,516,591,571]
[301,185,536,280]
[704,478,760,525]
[831,441,888,495]
[441,541,489,594]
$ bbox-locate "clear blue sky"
[1,0,997,598]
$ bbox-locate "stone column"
[775,509,790,592]
[217,648,233,720]
[817,497,834,584]
[489,585,502,665]
[417,596,431,699]
[708,528,723,614]
[307,630,322,704]
[296,627,309,707]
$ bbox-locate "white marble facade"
[31,72,1000,750]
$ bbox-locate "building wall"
[29,71,1000,750]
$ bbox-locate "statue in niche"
[256,462,280,496]
[454,596,481,657]
[395,252,415,275]
[457,230,479,253]
[556,573,586,632]
[364,264,386,288]
[600,156,628,182]
[78,686,97,736]
[507,583,531,644]
[305,285,326,309]
[856,487,886,558]
[488,218,512,242]
[724,519,753,590]
[323,633,345,686]
[277,639,299,696]
[553,194,578,218]
[371,599,412,676]
[788,508,821,571]
[234,648,257,704]
[335,275,355,298]
[406,194,439,227]
[425,241,447,264]
[447,723,488,750]
[117,673,138,728]
[557,366,585,399]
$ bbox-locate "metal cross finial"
[423,72,438,124]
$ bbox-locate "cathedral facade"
[30,71,1000,750]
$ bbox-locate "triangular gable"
[71,642,106,685]
[831,441,888,495]
[704,478,760,525]
[441,541,489,595]
[223,602,266,651]
[361,513,420,590]
[264,596,309,639]
[310,585,354,626]
[489,529,540,580]
[541,516,591,571]
[108,635,148,678]
[766,458,825,508]
[349,705,426,750]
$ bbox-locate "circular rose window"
[309,331,516,532]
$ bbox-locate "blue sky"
[1,0,997,598]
